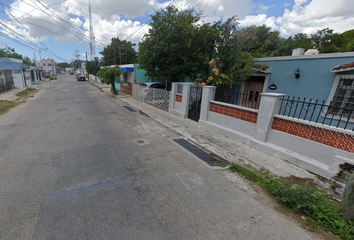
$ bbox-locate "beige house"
[40,58,57,76]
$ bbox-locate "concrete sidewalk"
[0,83,43,101]
[89,80,314,179]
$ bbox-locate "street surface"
[0,75,320,239]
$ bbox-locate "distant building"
[41,58,57,76]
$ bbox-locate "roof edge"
[256,52,354,62]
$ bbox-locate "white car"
[139,82,166,99]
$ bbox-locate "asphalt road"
[0,75,320,240]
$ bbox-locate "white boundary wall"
[169,83,354,179]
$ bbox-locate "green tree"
[293,33,312,49]
[240,24,283,57]
[58,62,71,68]
[335,29,354,52]
[22,56,31,65]
[214,16,255,85]
[100,37,135,66]
[311,28,339,53]
[86,57,100,75]
[96,65,121,95]
[0,47,23,59]
[138,5,216,82]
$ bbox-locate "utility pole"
[39,49,42,67]
[88,0,95,60]
[119,46,121,65]
[74,49,80,72]
[114,46,116,65]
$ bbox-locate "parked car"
[77,74,86,81]
[139,82,166,99]
[50,74,57,80]
[69,72,74,75]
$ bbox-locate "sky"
[0,0,353,64]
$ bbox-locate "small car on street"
[77,74,86,81]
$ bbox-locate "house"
[97,64,163,95]
[252,49,354,130]
[254,49,354,100]
[0,57,33,90]
[41,58,57,76]
[167,49,354,179]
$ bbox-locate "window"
[48,63,52,66]
[328,77,354,117]
[43,63,46,66]
[123,73,128,85]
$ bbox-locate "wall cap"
[210,100,259,113]
[260,93,286,97]
[256,51,354,62]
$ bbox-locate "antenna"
[88,0,95,60]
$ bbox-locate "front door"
[242,76,265,109]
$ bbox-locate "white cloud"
[239,0,354,37]
[1,0,353,58]
[254,3,273,14]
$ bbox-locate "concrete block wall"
[169,83,354,179]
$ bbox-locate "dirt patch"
[258,187,339,240]
[239,173,340,240]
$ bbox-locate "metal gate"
[2,70,14,90]
[188,84,203,122]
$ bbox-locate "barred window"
[329,77,354,117]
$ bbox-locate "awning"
[331,61,354,73]
[120,67,134,73]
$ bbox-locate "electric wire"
[27,0,90,44]
[0,32,70,62]
[1,3,68,62]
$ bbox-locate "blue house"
[0,58,26,90]
[251,50,354,130]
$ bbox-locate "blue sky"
[0,0,353,64]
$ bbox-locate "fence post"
[254,93,286,142]
[199,86,216,122]
[169,82,178,111]
[180,83,192,118]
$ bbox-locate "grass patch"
[0,88,39,115]
[16,88,37,97]
[0,100,19,115]
[229,164,354,239]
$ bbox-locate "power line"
[0,7,97,47]
[0,31,70,62]
[28,0,89,43]
[1,3,67,62]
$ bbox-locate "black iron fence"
[215,85,262,110]
[279,96,354,131]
